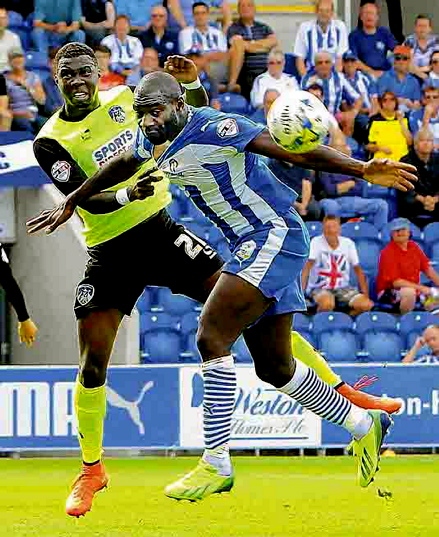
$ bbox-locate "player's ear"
[176,96,185,110]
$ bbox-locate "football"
[267,90,330,153]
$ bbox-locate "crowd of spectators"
[0,0,439,324]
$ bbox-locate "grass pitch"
[1,456,438,537]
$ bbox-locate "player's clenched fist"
[164,55,198,84]
[129,167,163,201]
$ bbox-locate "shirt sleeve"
[348,30,358,56]
[218,30,228,52]
[72,0,82,22]
[33,137,88,196]
[347,239,360,267]
[34,0,45,20]
[132,127,154,162]
[179,28,192,54]
[336,21,349,57]
[133,38,144,64]
[293,22,307,58]
[386,28,397,52]
[249,74,263,108]
[341,74,361,102]
[418,245,431,273]
[203,114,266,152]
[410,78,422,102]
[308,236,320,261]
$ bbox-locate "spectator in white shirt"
[302,215,373,315]
[101,14,143,85]
[179,2,228,84]
[0,7,21,73]
[250,48,299,109]
[294,0,348,78]
[403,325,439,364]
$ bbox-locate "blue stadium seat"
[180,311,200,335]
[25,51,49,71]
[156,287,200,316]
[381,222,424,250]
[217,92,249,114]
[362,332,403,362]
[319,331,358,362]
[313,312,353,333]
[296,329,317,348]
[11,27,32,51]
[135,291,151,313]
[232,336,253,363]
[293,312,312,332]
[283,53,300,82]
[400,312,439,348]
[342,222,382,273]
[139,312,179,334]
[179,312,201,360]
[423,222,439,257]
[355,312,398,335]
[141,330,181,363]
[305,221,322,238]
[342,221,380,241]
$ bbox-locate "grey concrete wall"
[11,186,139,366]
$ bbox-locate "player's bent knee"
[351,296,373,313]
[196,327,231,361]
[79,359,108,388]
[315,293,335,311]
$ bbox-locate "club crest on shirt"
[108,105,126,124]
[235,240,256,263]
[76,284,95,306]
[169,158,178,173]
[51,160,71,182]
[217,118,239,138]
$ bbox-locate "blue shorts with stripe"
[222,208,310,316]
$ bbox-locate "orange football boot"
[336,376,402,414]
[65,461,109,517]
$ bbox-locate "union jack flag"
[315,252,349,289]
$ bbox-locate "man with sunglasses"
[249,48,298,109]
[140,5,179,67]
[409,86,439,151]
[377,45,422,115]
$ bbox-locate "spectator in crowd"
[342,49,378,120]
[424,50,439,90]
[140,6,178,67]
[358,0,403,45]
[398,128,439,229]
[349,2,396,79]
[250,48,298,109]
[80,0,115,46]
[404,14,439,82]
[319,137,388,229]
[33,0,85,54]
[302,215,373,316]
[301,51,362,135]
[140,47,162,76]
[101,15,143,85]
[168,0,231,32]
[268,158,321,221]
[408,85,439,150]
[366,91,412,161]
[6,48,46,133]
[305,81,345,144]
[0,72,11,130]
[403,325,439,363]
[179,2,228,85]
[185,48,220,109]
[250,87,278,124]
[94,44,124,90]
[226,0,277,99]
[41,46,63,118]
[377,45,422,114]
[377,217,439,314]
[113,0,155,36]
[0,7,22,72]
[294,0,348,78]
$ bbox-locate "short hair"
[360,2,378,10]
[323,215,341,223]
[315,0,334,10]
[53,42,97,73]
[423,85,439,95]
[416,13,432,25]
[192,1,209,12]
[378,90,398,109]
[306,82,323,94]
[415,127,434,144]
[314,50,332,63]
[93,44,112,56]
[134,71,182,108]
[268,47,284,61]
[115,14,130,24]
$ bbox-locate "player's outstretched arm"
[246,130,418,192]
[164,55,208,108]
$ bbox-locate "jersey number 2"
[174,233,203,259]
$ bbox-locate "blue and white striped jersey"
[133,106,298,245]
[301,70,360,114]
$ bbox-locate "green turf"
[0,456,438,537]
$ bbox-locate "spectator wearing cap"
[366,91,412,162]
[185,48,220,109]
[404,14,439,82]
[348,2,396,79]
[6,48,46,133]
[33,0,85,54]
[408,85,439,150]
[80,0,115,46]
[342,49,378,117]
[319,136,388,229]
[376,217,439,314]
[179,2,228,85]
[293,0,348,78]
[101,15,143,85]
[377,45,422,115]
[250,49,298,109]
[0,7,21,72]
[226,0,277,99]
[140,6,179,67]
[94,44,125,90]
[398,128,439,229]
[403,325,439,364]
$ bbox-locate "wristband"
[181,77,202,90]
[115,187,130,206]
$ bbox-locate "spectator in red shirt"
[94,44,125,90]
[376,217,439,313]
